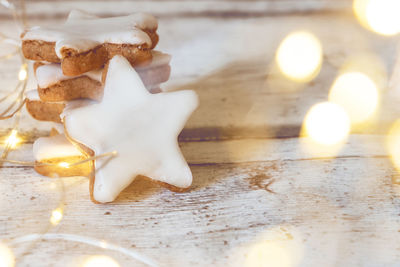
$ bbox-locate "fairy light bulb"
[82,255,120,267]
[0,243,14,267]
[276,31,323,82]
[50,208,63,225]
[304,102,350,145]
[5,129,21,149]
[18,64,27,81]
[58,162,70,168]
[329,72,379,124]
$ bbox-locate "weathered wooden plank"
[1,136,399,266]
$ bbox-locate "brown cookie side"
[104,43,153,67]
[22,40,60,63]
[25,99,65,123]
[38,76,103,102]
[60,45,108,76]
[144,29,159,49]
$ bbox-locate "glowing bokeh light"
[304,102,350,145]
[340,53,387,92]
[58,162,70,168]
[276,31,323,82]
[245,241,292,267]
[387,120,400,171]
[18,65,27,81]
[329,72,379,124]
[0,243,14,267]
[353,0,400,36]
[244,226,303,267]
[4,130,21,149]
[50,208,63,225]
[82,255,120,267]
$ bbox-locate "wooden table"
[1,1,400,266]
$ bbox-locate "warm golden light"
[82,255,120,267]
[0,243,14,267]
[18,64,27,81]
[50,208,63,225]
[244,227,303,267]
[245,241,292,267]
[387,120,400,171]
[58,162,70,168]
[354,0,400,36]
[304,102,350,145]
[329,72,379,124]
[276,31,323,82]
[5,130,21,149]
[340,53,387,92]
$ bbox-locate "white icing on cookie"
[36,63,102,88]
[60,99,97,120]
[63,56,198,203]
[33,134,83,161]
[23,10,158,58]
[67,10,98,21]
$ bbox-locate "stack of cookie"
[22,10,171,177]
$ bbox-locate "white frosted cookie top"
[63,56,198,203]
[33,134,83,161]
[23,10,158,58]
[36,63,102,88]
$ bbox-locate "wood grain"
[1,136,400,266]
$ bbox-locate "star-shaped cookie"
[63,56,199,203]
[22,10,159,75]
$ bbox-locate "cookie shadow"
[114,176,163,203]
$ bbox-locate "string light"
[58,162,70,168]
[50,208,63,226]
[6,233,159,267]
[276,31,323,82]
[303,102,350,146]
[18,64,27,81]
[4,129,21,149]
[329,72,379,124]
[82,255,120,267]
[0,243,14,267]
